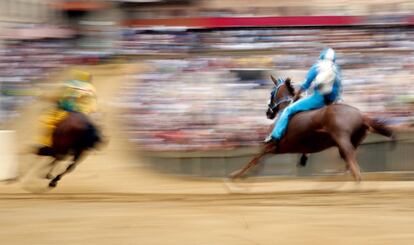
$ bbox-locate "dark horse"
[37,112,102,188]
[230,76,394,181]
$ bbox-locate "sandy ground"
[1,64,414,245]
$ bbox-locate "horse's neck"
[278,104,290,112]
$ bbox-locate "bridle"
[268,82,293,114]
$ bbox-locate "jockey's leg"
[38,109,58,148]
[270,92,325,140]
[38,109,68,149]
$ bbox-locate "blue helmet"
[319,48,336,62]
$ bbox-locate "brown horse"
[230,76,394,181]
[37,112,102,187]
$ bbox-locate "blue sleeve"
[300,64,318,91]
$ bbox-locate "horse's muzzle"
[266,108,276,120]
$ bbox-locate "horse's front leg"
[229,143,276,179]
[297,154,309,167]
[49,151,84,188]
[45,159,59,179]
[49,162,77,187]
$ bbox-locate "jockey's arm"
[77,83,98,114]
[295,64,318,100]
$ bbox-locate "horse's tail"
[363,116,396,148]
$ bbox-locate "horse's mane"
[270,76,295,96]
[284,78,295,96]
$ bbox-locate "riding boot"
[263,135,273,144]
[263,136,280,148]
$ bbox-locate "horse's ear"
[285,77,291,83]
[270,75,278,85]
[285,77,295,95]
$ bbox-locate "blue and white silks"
[270,48,342,140]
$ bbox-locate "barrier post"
[0,130,17,180]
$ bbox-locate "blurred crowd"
[120,27,414,55]
[0,40,67,122]
[118,27,414,151]
[1,25,413,151]
[118,59,272,151]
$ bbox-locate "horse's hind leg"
[338,151,350,173]
[20,157,58,186]
[338,129,368,173]
[229,143,276,179]
[334,137,362,182]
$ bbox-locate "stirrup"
[263,136,279,144]
[263,137,280,149]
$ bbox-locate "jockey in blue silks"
[265,48,342,144]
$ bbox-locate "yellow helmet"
[72,70,92,83]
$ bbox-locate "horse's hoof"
[353,174,362,183]
[297,155,308,168]
[228,172,237,179]
[229,173,248,181]
[229,171,242,179]
[49,181,57,188]
[228,174,237,180]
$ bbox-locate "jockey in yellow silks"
[38,70,97,148]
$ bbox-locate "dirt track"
[1,64,414,245]
[1,190,414,245]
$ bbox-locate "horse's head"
[266,76,295,119]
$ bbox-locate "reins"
[268,82,293,114]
